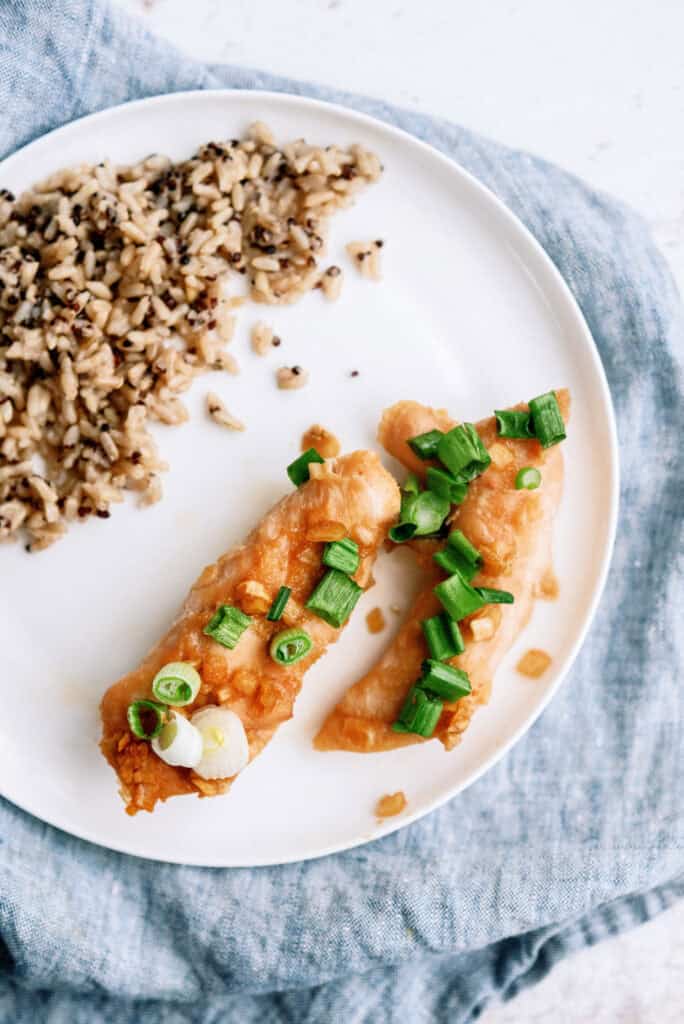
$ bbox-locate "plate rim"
[0,88,620,867]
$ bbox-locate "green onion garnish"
[419,659,472,701]
[422,615,458,662]
[435,572,485,621]
[267,586,291,622]
[399,487,418,517]
[426,466,468,505]
[390,486,420,541]
[269,627,313,665]
[402,472,420,496]
[203,605,251,648]
[127,699,166,740]
[476,587,514,604]
[421,614,466,661]
[447,529,483,569]
[434,529,483,580]
[287,447,325,486]
[388,490,450,544]
[437,423,491,482]
[392,685,443,737]
[151,662,201,706]
[322,537,360,575]
[412,491,450,535]
[433,547,478,581]
[305,568,362,628]
[495,410,534,439]
[408,429,444,460]
[515,466,542,490]
[447,617,466,654]
[388,521,419,543]
[528,391,567,448]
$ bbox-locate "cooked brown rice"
[250,320,276,356]
[346,240,383,280]
[276,366,309,390]
[318,265,343,301]
[0,123,381,550]
[206,392,245,432]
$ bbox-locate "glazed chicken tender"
[315,392,568,754]
[101,450,400,813]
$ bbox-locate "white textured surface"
[112,0,684,1017]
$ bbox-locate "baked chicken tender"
[101,450,400,813]
[315,392,568,753]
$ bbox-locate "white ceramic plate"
[0,91,618,866]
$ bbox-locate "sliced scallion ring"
[270,627,314,666]
[151,662,201,706]
[515,466,542,490]
[127,699,166,740]
[191,706,249,780]
[151,710,203,768]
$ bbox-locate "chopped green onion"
[127,699,166,740]
[151,710,203,768]
[269,627,313,665]
[267,586,291,622]
[495,409,534,439]
[391,488,420,539]
[151,662,201,706]
[435,572,485,621]
[515,466,542,490]
[422,615,459,661]
[402,472,420,496]
[426,466,468,504]
[408,429,444,460]
[447,617,466,654]
[434,529,483,580]
[392,685,443,737]
[388,521,419,543]
[203,605,251,649]
[305,568,362,628]
[399,487,418,517]
[447,530,483,569]
[433,547,478,582]
[323,537,360,575]
[287,447,324,486]
[476,587,514,604]
[528,391,567,448]
[419,659,472,701]
[437,423,491,482]
[412,491,450,534]
[389,490,450,543]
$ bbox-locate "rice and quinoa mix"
[0,121,381,551]
[346,239,383,280]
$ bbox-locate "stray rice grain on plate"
[206,392,245,431]
[318,265,343,300]
[0,125,381,550]
[346,239,383,280]
[250,320,277,356]
[276,366,308,390]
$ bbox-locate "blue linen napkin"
[1,1,683,1021]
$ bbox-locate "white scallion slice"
[191,706,249,780]
[151,661,201,706]
[151,711,203,768]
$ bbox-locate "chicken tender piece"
[315,392,568,753]
[101,450,400,812]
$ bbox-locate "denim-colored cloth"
[1,2,683,1022]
